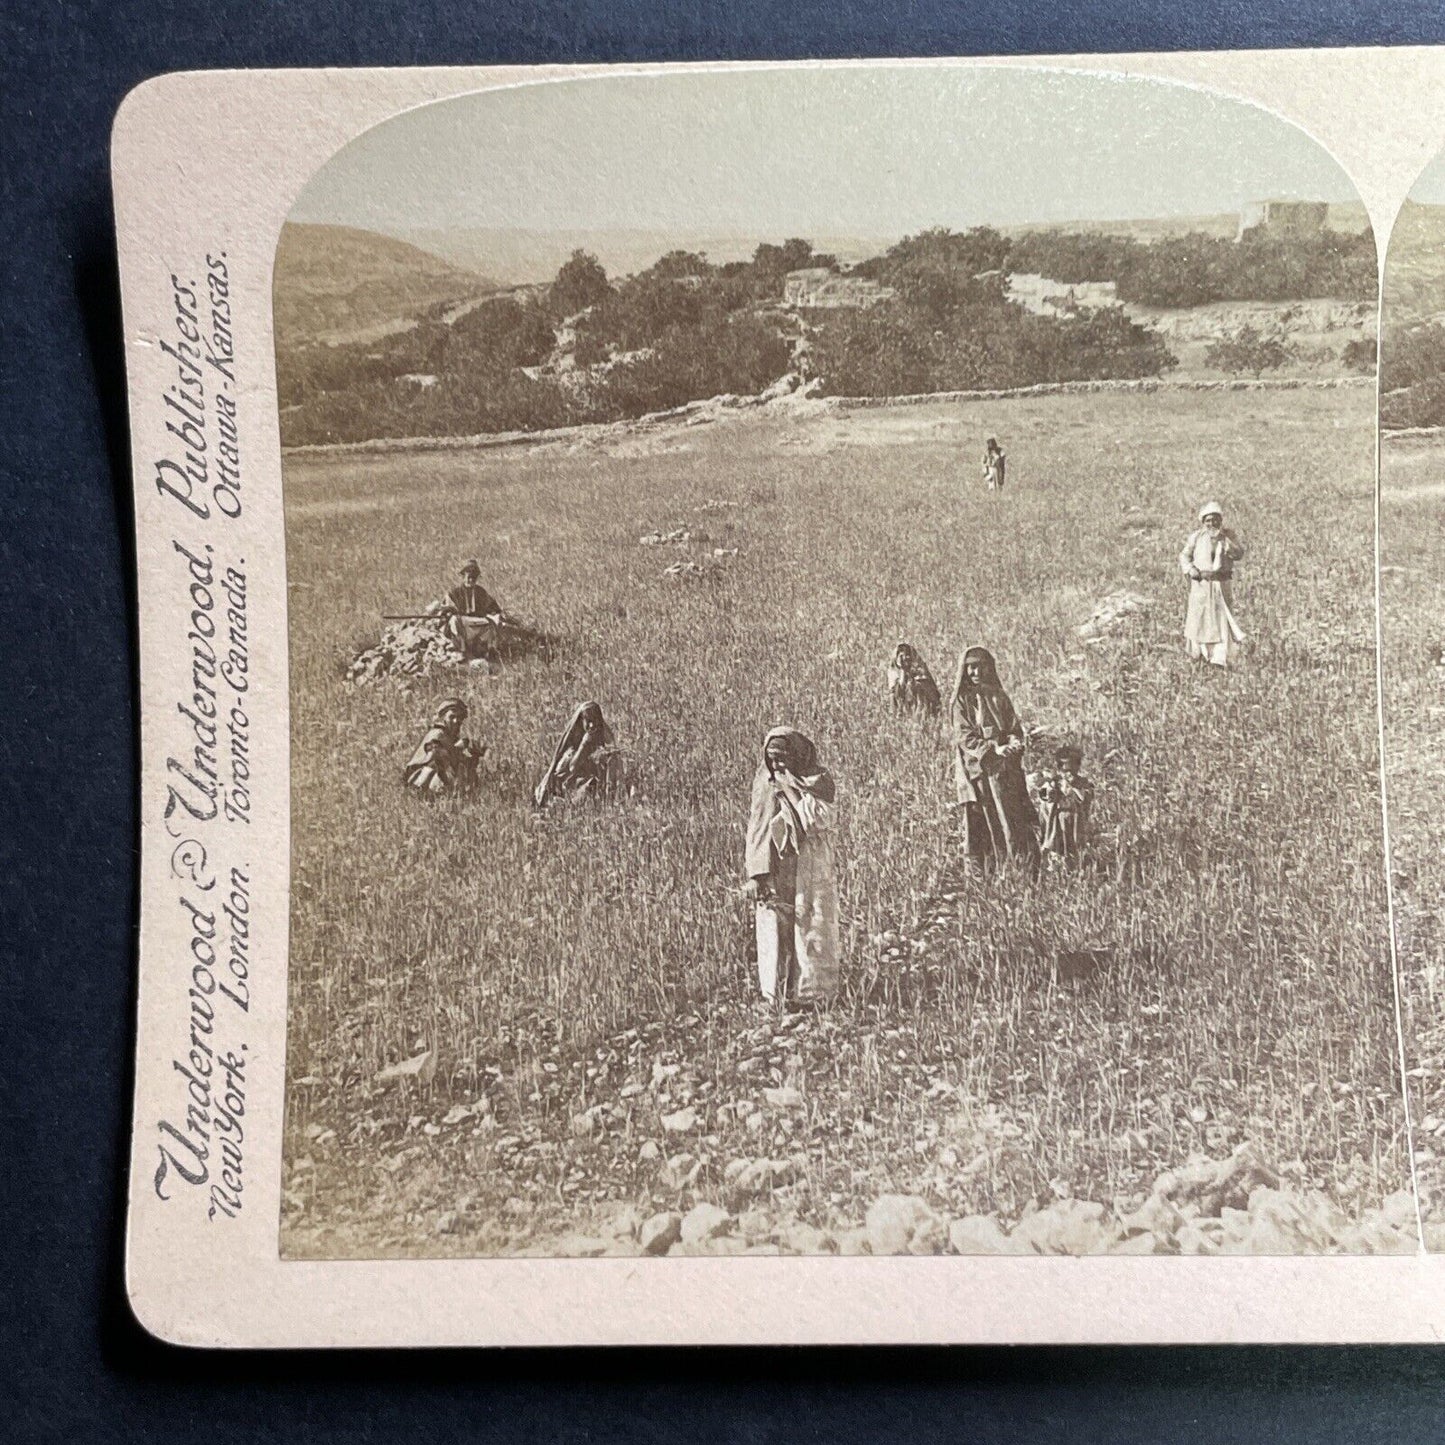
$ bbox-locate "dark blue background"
[5,2,1445,1438]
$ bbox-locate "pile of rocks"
[1078,590,1153,641]
[347,610,466,685]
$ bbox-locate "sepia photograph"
[1379,150,1445,1251]
[271,66,1412,1262]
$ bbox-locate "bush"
[549,249,612,317]
[1204,325,1293,378]
[1341,337,1378,373]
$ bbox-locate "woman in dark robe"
[744,728,839,1005]
[950,646,1039,874]
[402,697,482,795]
[533,701,631,807]
[886,642,942,718]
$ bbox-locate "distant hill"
[402,229,899,286]
[1006,201,1369,244]
[1385,201,1445,326]
[274,224,499,348]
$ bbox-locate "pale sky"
[1408,146,1445,205]
[289,66,1362,240]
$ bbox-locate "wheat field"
[279,385,1406,1257]
[1380,436,1445,1239]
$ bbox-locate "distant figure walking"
[1029,744,1095,863]
[886,641,942,718]
[1179,502,1246,667]
[744,728,840,1006]
[951,646,1039,874]
[402,697,483,796]
[534,701,632,806]
[982,437,1007,491]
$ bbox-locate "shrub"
[549,249,612,318]
[1204,325,1293,378]
[1341,337,1378,373]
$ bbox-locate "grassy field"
[1380,436,1445,1240]
[279,386,1405,1257]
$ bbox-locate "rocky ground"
[533,1144,1422,1258]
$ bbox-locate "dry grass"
[1380,436,1445,1238]
[279,387,1406,1256]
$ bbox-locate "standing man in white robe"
[1179,501,1246,667]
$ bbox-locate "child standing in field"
[982,437,1006,491]
[1028,744,1095,863]
[744,728,840,1006]
[886,641,942,718]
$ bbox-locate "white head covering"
[1198,501,1224,521]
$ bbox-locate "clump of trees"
[1008,226,1377,309]
[811,228,1175,397]
[277,219,1380,445]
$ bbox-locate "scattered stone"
[376,1049,436,1086]
[661,1153,700,1189]
[777,1220,834,1254]
[441,1100,489,1127]
[1380,1191,1418,1229]
[1119,1192,1185,1239]
[726,1157,804,1195]
[639,1212,683,1255]
[549,1235,612,1258]
[1151,1142,1279,1217]
[680,1202,733,1246]
[947,1214,1026,1255]
[637,1140,661,1163]
[1010,1199,1119,1255]
[602,1206,642,1241]
[662,1107,698,1133]
[865,1194,947,1255]
[1175,1219,1225,1256]
[762,1086,806,1110]
[1111,1230,1164,1255]
[661,560,710,582]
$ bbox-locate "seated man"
[445,559,504,659]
